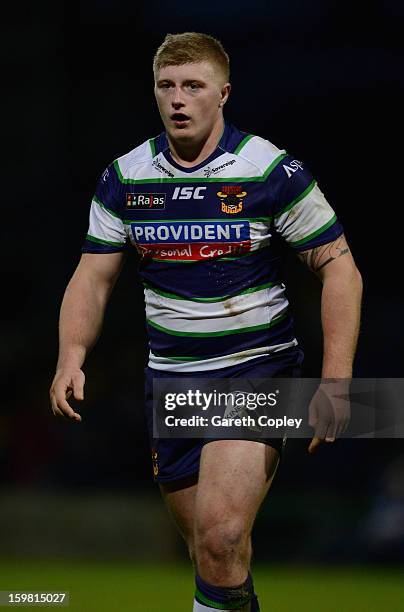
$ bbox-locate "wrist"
[321,362,353,380]
[56,346,86,371]
[319,378,352,395]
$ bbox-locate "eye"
[188,83,200,91]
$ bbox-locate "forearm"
[57,273,112,371]
[320,268,362,378]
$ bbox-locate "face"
[154,61,230,144]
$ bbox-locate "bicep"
[73,252,126,289]
[297,234,358,280]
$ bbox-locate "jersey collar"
[152,123,249,173]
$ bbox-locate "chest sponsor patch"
[126,193,166,209]
[130,221,251,260]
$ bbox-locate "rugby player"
[50,32,362,611]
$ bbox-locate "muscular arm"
[298,234,363,378]
[50,252,125,420]
[298,234,362,452]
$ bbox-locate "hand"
[49,367,85,422]
[308,379,351,453]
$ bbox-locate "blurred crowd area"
[2,1,403,565]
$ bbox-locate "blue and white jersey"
[83,124,343,372]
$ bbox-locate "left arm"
[298,233,363,378]
[298,234,363,452]
[268,150,362,447]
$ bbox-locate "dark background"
[2,0,404,569]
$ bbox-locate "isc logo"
[172,186,207,200]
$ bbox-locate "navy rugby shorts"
[144,348,303,483]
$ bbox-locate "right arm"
[50,252,125,421]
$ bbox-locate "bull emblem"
[217,188,247,214]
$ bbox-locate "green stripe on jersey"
[233,133,254,154]
[154,354,208,362]
[93,194,121,219]
[149,138,157,157]
[146,311,288,337]
[275,180,316,218]
[291,215,338,247]
[114,153,287,185]
[143,281,278,302]
[123,216,271,225]
[261,153,288,181]
[85,234,125,247]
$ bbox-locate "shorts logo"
[151,448,159,477]
[126,193,166,209]
[217,186,247,214]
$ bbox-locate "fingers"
[307,384,351,452]
[308,398,318,429]
[308,417,337,452]
[49,370,85,422]
[308,434,336,453]
[51,391,82,422]
[314,419,331,440]
[308,436,322,453]
[309,419,338,452]
[50,387,82,421]
[72,371,85,401]
[324,420,337,442]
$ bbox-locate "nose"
[171,86,185,109]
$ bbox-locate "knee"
[195,517,248,563]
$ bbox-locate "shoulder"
[231,130,287,175]
[235,131,313,194]
[112,135,160,181]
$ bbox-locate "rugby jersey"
[82,123,343,372]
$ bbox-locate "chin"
[168,127,195,141]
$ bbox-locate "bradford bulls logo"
[217,185,247,214]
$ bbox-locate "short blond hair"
[153,32,230,83]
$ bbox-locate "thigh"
[195,439,280,532]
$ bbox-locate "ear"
[219,82,231,107]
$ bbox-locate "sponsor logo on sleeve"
[282,159,303,178]
[126,193,166,209]
[217,185,247,214]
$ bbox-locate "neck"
[167,117,224,168]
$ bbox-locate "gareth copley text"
[165,414,303,429]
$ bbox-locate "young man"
[50,33,362,611]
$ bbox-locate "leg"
[194,439,279,586]
[159,472,198,563]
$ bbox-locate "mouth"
[171,113,191,127]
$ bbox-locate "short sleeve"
[82,163,127,254]
[270,154,344,251]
